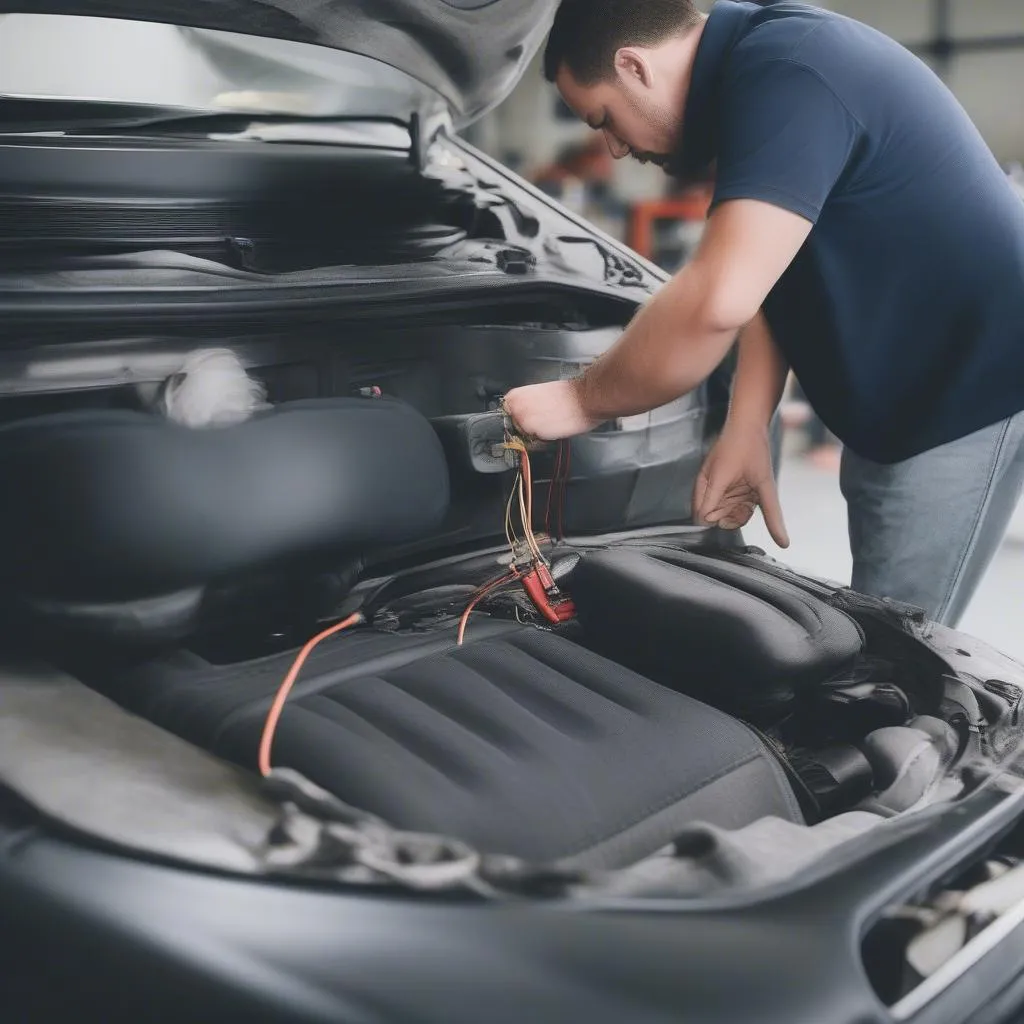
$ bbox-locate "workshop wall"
[819,0,1024,162]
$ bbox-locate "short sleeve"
[712,59,862,224]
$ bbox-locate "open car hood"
[0,1,557,124]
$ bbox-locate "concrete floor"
[742,442,1024,663]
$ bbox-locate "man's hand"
[502,380,604,441]
[693,421,790,548]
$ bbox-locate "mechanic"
[503,0,1024,627]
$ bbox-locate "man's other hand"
[693,421,790,547]
[502,380,604,441]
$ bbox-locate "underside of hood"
[0,0,558,123]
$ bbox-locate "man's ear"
[614,48,652,88]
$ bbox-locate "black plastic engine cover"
[570,547,865,721]
[0,397,448,605]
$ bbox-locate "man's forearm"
[575,264,743,422]
[727,311,789,431]
[570,197,816,427]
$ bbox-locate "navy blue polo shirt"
[677,1,1024,464]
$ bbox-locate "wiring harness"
[457,409,573,644]
[259,404,572,776]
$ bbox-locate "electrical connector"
[521,567,576,625]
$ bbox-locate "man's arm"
[576,198,811,422]
[501,198,813,440]
[502,199,812,440]
[727,308,789,431]
[690,309,791,547]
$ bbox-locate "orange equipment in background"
[628,190,711,262]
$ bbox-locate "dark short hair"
[544,0,702,85]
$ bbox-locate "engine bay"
[0,340,1019,889]
[0,123,1017,902]
[317,535,991,831]
[3,70,1024,1024]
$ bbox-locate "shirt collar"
[669,0,756,179]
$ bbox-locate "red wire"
[557,441,571,541]
[545,441,563,538]
[258,612,364,777]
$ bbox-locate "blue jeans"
[840,412,1024,627]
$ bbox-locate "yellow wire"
[502,434,546,565]
[517,476,531,550]
[505,472,520,555]
[518,475,544,563]
[503,438,528,559]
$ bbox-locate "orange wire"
[517,475,543,564]
[502,437,543,561]
[511,443,545,561]
[457,571,518,645]
[458,433,542,647]
[258,612,364,777]
[520,448,533,528]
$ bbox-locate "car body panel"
[0,1,558,123]
[2,779,1023,1024]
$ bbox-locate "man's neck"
[657,15,710,179]
[653,15,709,124]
